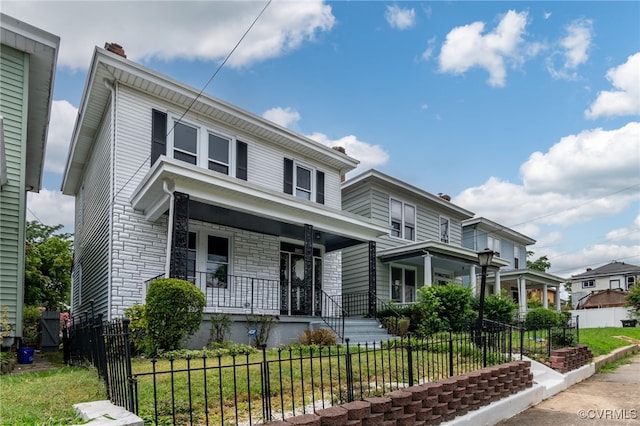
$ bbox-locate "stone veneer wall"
[265,360,533,426]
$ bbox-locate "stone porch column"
[556,286,561,311]
[519,277,527,317]
[543,284,548,309]
[494,269,501,295]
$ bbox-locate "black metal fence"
[63,306,136,414]
[64,311,579,426]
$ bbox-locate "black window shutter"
[236,141,248,180]
[151,109,167,166]
[316,170,325,204]
[283,158,293,194]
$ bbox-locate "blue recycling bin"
[17,347,34,364]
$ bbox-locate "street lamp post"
[476,248,495,346]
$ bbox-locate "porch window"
[390,199,416,241]
[206,235,229,289]
[391,266,416,304]
[440,216,450,243]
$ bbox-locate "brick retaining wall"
[549,345,593,373]
[266,360,533,425]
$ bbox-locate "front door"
[280,245,322,315]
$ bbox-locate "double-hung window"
[208,132,230,174]
[390,199,415,241]
[439,216,450,243]
[487,235,501,257]
[283,158,325,204]
[152,110,248,180]
[173,121,198,165]
[582,280,595,289]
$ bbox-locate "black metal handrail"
[146,273,280,313]
[318,289,346,340]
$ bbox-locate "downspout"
[163,179,174,277]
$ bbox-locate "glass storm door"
[280,249,322,316]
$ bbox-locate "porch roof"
[130,157,389,252]
[496,268,566,287]
[377,240,510,268]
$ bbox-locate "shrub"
[429,284,473,332]
[551,329,576,347]
[209,313,232,344]
[124,304,148,355]
[22,306,43,347]
[145,278,206,353]
[412,287,444,337]
[0,306,13,339]
[471,294,518,324]
[380,316,410,337]
[524,308,564,330]
[297,328,337,346]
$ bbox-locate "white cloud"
[585,53,640,119]
[547,19,592,80]
[606,215,640,243]
[454,122,640,229]
[27,189,75,232]
[438,10,530,87]
[558,244,640,277]
[262,107,301,128]
[421,37,437,61]
[45,100,77,174]
[2,1,335,70]
[307,133,389,177]
[544,12,552,20]
[521,122,640,196]
[385,5,416,30]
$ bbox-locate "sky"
[3,1,639,280]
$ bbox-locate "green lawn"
[0,359,105,425]
[578,327,640,357]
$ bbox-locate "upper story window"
[390,199,415,241]
[487,235,501,257]
[173,122,198,165]
[208,133,230,174]
[513,245,520,269]
[439,216,450,243]
[150,109,248,180]
[582,280,595,289]
[283,158,325,204]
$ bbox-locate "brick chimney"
[438,193,451,202]
[104,42,126,58]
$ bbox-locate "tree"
[625,284,640,320]
[24,221,73,310]
[527,251,551,272]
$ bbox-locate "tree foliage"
[145,278,205,353]
[526,251,551,272]
[471,294,518,324]
[625,284,640,320]
[24,222,73,310]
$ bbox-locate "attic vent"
[104,42,126,58]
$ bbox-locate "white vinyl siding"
[0,45,28,336]
[72,101,112,317]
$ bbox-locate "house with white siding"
[461,217,565,315]
[340,170,509,314]
[0,14,59,344]
[571,261,640,309]
[61,45,388,346]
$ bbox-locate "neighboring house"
[61,45,387,346]
[340,170,509,314]
[0,14,59,343]
[462,217,565,315]
[571,261,640,309]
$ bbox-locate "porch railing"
[341,290,402,319]
[146,273,280,314]
[318,289,346,340]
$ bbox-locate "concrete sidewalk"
[497,350,640,425]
